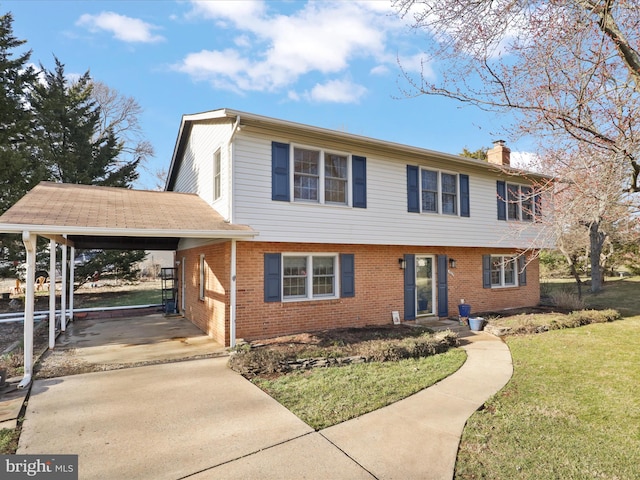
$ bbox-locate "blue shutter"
[272,142,290,201]
[497,181,506,220]
[460,174,470,217]
[534,193,542,221]
[403,254,416,320]
[483,255,492,289]
[352,156,367,208]
[518,255,527,286]
[407,165,420,213]
[340,254,355,297]
[437,255,448,317]
[264,253,281,302]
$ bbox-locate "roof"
[165,108,552,191]
[0,182,256,250]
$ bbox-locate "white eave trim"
[0,223,258,239]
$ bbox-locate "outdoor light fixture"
[449,258,457,269]
[398,258,406,270]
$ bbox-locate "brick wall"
[177,240,539,345]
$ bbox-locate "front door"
[416,256,435,316]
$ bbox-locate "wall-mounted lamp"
[449,258,457,269]
[398,258,406,270]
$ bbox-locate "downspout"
[228,115,241,348]
[19,231,36,389]
[49,239,57,349]
[230,239,237,348]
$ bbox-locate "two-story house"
[166,108,549,347]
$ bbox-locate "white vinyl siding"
[228,131,547,249]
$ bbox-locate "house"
[166,109,550,347]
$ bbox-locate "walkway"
[16,330,512,480]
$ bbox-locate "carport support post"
[60,239,67,332]
[69,246,75,321]
[19,231,36,389]
[49,239,57,349]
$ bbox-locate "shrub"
[228,348,289,377]
[551,286,585,310]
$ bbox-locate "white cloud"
[511,151,541,171]
[77,12,164,43]
[307,79,368,104]
[370,65,389,76]
[174,0,405,101]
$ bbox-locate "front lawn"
[455,277,640,479]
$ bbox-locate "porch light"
[398,258,406,270]
[449,258,457,269]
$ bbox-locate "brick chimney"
[487,140,511,166]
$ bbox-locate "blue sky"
[6,0,527,189]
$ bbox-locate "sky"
[6,0,529,190]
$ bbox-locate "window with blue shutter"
[352,156,367,208]
[272,142,290,202]
[497,181,506,220]
[264,253,282,302]
[437,255,448,317]
[460,174,470,217]
[340,254,355,297]
[403,254,416,320]
[407,166,420,213]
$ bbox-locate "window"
[283,254,337,300]
[272,142,366,208]
[420,169,458,215]
[505,183,535,222]
[293,146,348,205]
[199,254,206,300]
[491,255,517,287]
[213,149,221,201]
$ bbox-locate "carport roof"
[0,182,256,249]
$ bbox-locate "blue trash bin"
[458,304,471,318]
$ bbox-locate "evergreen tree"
[30,58,139,187]
[0,12,44,273]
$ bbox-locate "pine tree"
[0,12,41,214]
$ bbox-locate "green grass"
[74,288,161,308]
[254,348,466,430]
[455,279,640,479]
[0,428,19,454]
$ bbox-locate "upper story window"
[498,181,539,222]
[272,141,367,208]
[213,149,221,201]
[293,147,348,205]
[420,168,458,215]
[507,183,536,221]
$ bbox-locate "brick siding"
[177,241,539,346]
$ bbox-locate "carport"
[0,181,256,388]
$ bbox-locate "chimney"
[487,140,511,166]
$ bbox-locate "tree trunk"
[589,221,607,293]
[567,255,583,299]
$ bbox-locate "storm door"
[416,255,435,316]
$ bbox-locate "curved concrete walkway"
[17,330,512,480]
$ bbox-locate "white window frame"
[506,183,535,222]
[213,148,221,201]
[199,254,206,300]
[420,168,459,216]
[291,144,351,206]
[490,255,518,288]
[282,253,339,302]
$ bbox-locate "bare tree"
[90,81,154,183]
[393,0,640,193]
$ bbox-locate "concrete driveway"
[18,357,374,479]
